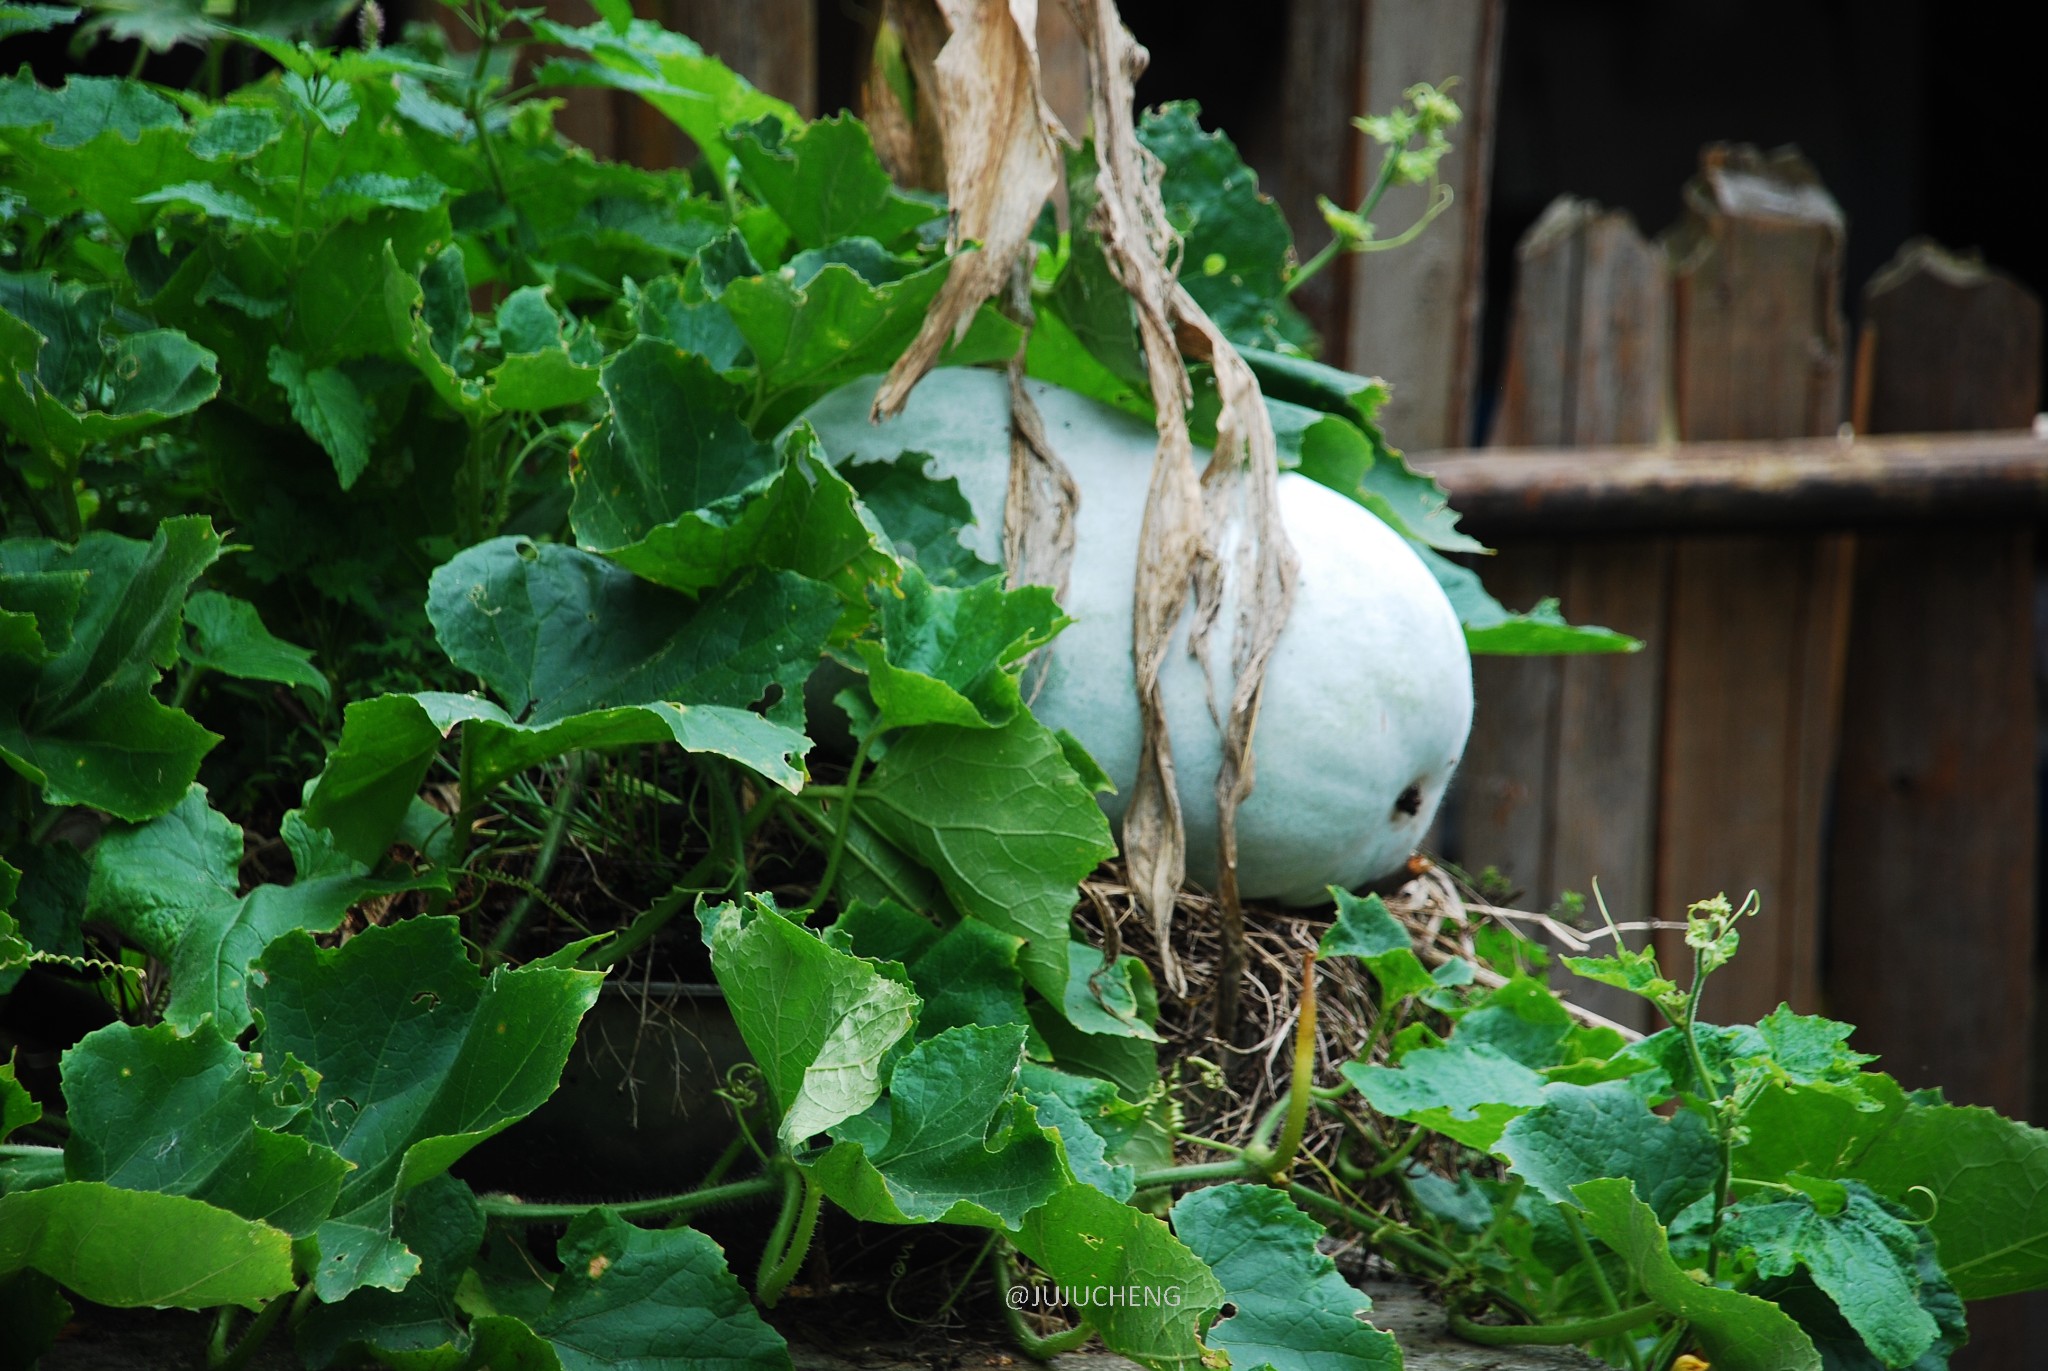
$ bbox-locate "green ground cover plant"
[3,3,2043,1368]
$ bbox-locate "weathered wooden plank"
[1273,0,1366,352]
[668,0,817,115]
[1830,242,2041,1140]
[1344,0,1503,445]
[1653,146,1851,1023]
[1415,430,2048,532]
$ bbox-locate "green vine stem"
[1562,1204,1645,1371]
[996,1246,1094,1361]
[801,725,880,915]
[756,1173,822,1308]
[1266,949,1318,1178]
[477,1174,780,1224]
[1448,1302,1661,1348]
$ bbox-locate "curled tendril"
[717,1061,762,1110]
[1902,1184,1939,1226]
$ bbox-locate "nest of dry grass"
[1071,856,1657,1237]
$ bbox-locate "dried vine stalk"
[870,0,1299,1030]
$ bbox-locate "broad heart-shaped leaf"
[1138,103,1312,353]
[267,345,372,489]
[61,1021,350,1238]
[1,1053,40,1143]
[250,918,600,1300]
[628,271,746,371]
[384,243,492,424]
[0,1183,292,1310]
[858,713,1115,1013]
[1497,1080,1719,1224]
[0,6,79,41]
[1012,1182,1225,1370]
[182,590,329,698]
[1574,1178,1821,1371]
[528,17,797,198]
[303,691,806,868]
[1754,1235,1966,1371]
[1018,1063,1141,1202]
[721,254,1021,433]
[841,451,1000,587]
[1343,1041,1546,1153]
[0,516,221,821]
[855,566,1068,731]
[427,538,834,733]
[295,1174,487,1370]
[1170,1184,1400,1371]
[1723,1182,1938,1368]
[0,268,219,481]
[729,113,938,250]
[529,1208,792,1371]
[706,899,918,1149]
[1317,888,1434,1002]
[572,343,895,613]
[809,1024,1064,1227]
[482,286,601,413]
[87,785,439,1032]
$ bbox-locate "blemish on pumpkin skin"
[588,1253,611,1279]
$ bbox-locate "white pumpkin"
[801,368,1473,905]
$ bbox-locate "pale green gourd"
[803,368,1473,904]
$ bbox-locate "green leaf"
[841,451,999,586]
[0,269,220,479]
[1170,1183,1400,1371]
[133,181,282,229]
[1138,104,1312,353]
[530,1208,792,1371]
[722,254,1020,432]
[1497,1081,1719,1223]
[250,917,600,1299]
[268,345,373,490]
[60,1021,350,1237]
[87,785,435,1032]
[0,5,78,41]
[1575,1177,1819,1371]
[1317,889,1434,1002]
[858,713,1116,1011]
[529,18,797,192]
[1018,1063,1141,1202]
[810,1024,1065,1227]
[1,1054,40,1144]
[484,287,601,413]
[182,590,330,698]
[627,271,745,370]
[573,344,894,612]
[832,901,1033,1042]
[427,538,833,733]
[0,1182,293,1310]
[1753,1234,1965,1371]
[0,517,222,820]
[1416,545,1640,656]
[729,114,938,250]
[295,1173,487,1369]
[1012,1182,1224,1369]
[706,899,919,1149]
[1342,1042,1546,1152]
[1723,1182,1937,1368]
[856,565,1067,730]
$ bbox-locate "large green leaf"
[1574,1178,1820,1371]
[529,1208,792,1371]
[1416,546,1639,656]
[1170,1184,1400,1371]
[295,1174,488,1369]
[829,900,1033,1043]
[572,343,894,611]
[0,1182,293,1310]
[182,590,329,699]
[0,270,220,480]
[529,18,797,198]
[721,254,1021,432]
[1343,1041,1546,1153]
[840,451,999,587]
[1138,104,1312,353]
[267,345,372,489]
[0,517,221,820]
[856,565,1067,730]
[1018,1063,1142,1202]
[858,714,1115,1011]
[427,538,832,732]
[86,785,438,1032]
[250,917,600,1300]
[705,898,917,1149]
[0,73,195,237]
[1724,1182,1938,1368]
[1497,1080,1719,1223]
[1012,1182,1224,1370]
[809,1024,1064,1227]
[1,1054,39,1144]
[483,286,601,413]
[729,114,937,250]
[61,1021,350,1238]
